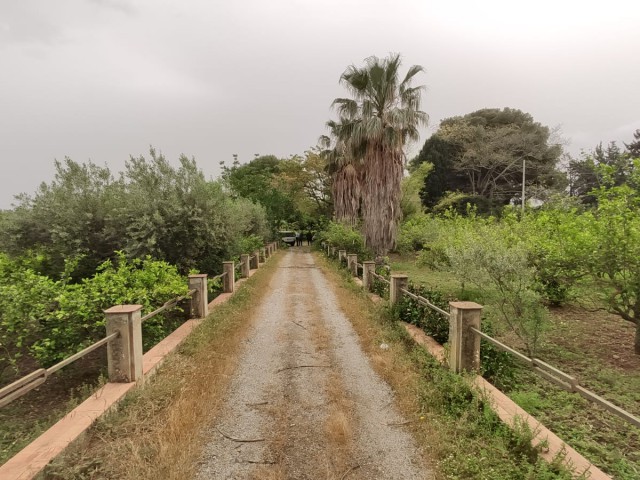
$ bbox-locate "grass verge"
[389,253,640,479]
[38,254,283,480]
[316,252,575,480]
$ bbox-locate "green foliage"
[396,213,438,254]
[315,221,370,257]
[221,154,314,233]
[479,319,517,390]
[233,234,264,258]
[587,168,640,352]
[410,210,550,356]
[567,141,636,204]
[0,150,270,279]
[413,108,564,211]
[0,252,187,375]
[393,282,450,344]
[370,264,390,298]
[520,206,594,306]
[400,162,432,219]
[392,282,516,388]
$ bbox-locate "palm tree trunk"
[362,144,403,254]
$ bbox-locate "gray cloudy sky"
[1,0,639,208]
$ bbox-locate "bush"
[0,151,271,279]
[443,216,549,357]
[393,283,450,344]
[0,252,188,376]
[315,221,370,257]
[396,214,438,254]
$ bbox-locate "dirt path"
[196,249,430,479]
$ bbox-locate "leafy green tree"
[221,155,301,231]
[400,162,432,219]
[328,53,427,254]
[588,163,640,353]
[0,149,269,278]
[568,141,636,204]
[413,108,563,212]
[1,158,124,278]
[409,135,466,210]
[271,149,332,220]
[624,129,640,158]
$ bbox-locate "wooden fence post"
[250,250,260,269]
[363,261,376,291]
[105,305,143,383]
[223,261,235,293]
[390,274,408,305]
[240,254,250,278]
[188,274,208,318]
[449,301,482,373]
[347,254,357,276]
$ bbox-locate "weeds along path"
[196,249,430,479]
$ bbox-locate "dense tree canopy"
[221,153,331,232]
[567,140,637,204]
[0,149,268,278]
[413,108,564,212]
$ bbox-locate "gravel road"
[196,249,430,479]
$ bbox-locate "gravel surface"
[195,249,430,479]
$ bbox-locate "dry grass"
[314,253,440,477]
[40,254,283,480]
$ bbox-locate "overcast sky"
[1,0,639,208]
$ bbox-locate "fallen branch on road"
[215,426,265,443]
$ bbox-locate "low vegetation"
[387,255,640,478]
[317,253,574,480]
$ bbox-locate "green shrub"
[315,221,370,257]
[0,252,188,374]
[396,213,438,254]
[393,283,450,344]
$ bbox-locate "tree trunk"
[362,145,403,254]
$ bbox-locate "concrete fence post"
[240,254,250,278]
[260,247,267,263]
[389,274,408,305]
[326,244,330,256]
[105,305,143,383]
[223,261,235,293]
[362,261,376,291]
[250,250,260,269]
[188,274,208,318]
[331,246,336,257]
[338,249,346,262]
[347,254,358,276]
[449,301,483,373]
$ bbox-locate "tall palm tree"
[320,121,363,226]
[329,53,427,254]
